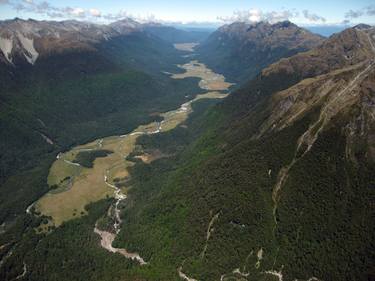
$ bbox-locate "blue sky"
[0,0,374,26]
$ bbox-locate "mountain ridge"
[107,24,375,281]
[0,16,374,281]
[197,20,324,83]
[0,17,209,66]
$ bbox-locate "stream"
[93,90,228,265]
[90,45,232,274]
[33,43,232,278]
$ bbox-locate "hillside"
[107,25,375,281]
[0,16,374,281]
[197,20,324,83]
[0,18,117,65]
[0,17,203,224]
[0,18,209,67]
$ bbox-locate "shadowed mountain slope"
[114,25,375,281]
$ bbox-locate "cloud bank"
[1,0,105,20]
[1,0,373,26]
[218,8,328,24]
[302,10,326,23]
[217,9,299,24]
[345,5,375,19]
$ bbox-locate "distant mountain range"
[0,17,208,223]
[0,18,209,67]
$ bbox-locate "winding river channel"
[33,43,233,272]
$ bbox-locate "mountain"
[0,17,202,224]
[0,17,374,281]
[0,18,207,68]
[197,20,324,83]
[142,23,211,43]
[253,24,375,165]
[0,18,120,66]
[108,25,375,281]
[109,18,142,34]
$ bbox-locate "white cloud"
[365,5,375,16]
[218,9,298,24]
[263,10,298,23]
[302,10,326,23]
[71,8,85,17]
[102,10,129,21]
[218,9,261,23]
[345,5,375,19]
[2,0,106,20]
[345,9,363,19]
[2,0,371,26]
[89,8,101,17]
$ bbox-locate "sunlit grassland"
[35,61,231,228]
[171,60,234,91]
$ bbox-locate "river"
[33,43,232,271]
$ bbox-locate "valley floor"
[31,44,232,278]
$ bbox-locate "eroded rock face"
[258,26,375,162]
[262,26,375,79]
[0,18,141,65]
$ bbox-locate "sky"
[0,0,374,27]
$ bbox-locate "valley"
[0,13,374,281]
[34,48,231,267]
[172,60,234,91]
[35,88,227,226]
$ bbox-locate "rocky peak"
[0,17,143,66]
[215,20,323,48]
[354,23,372,30]
[263,25,375,79]
[272,20,296,29]
[110,18,142,34]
